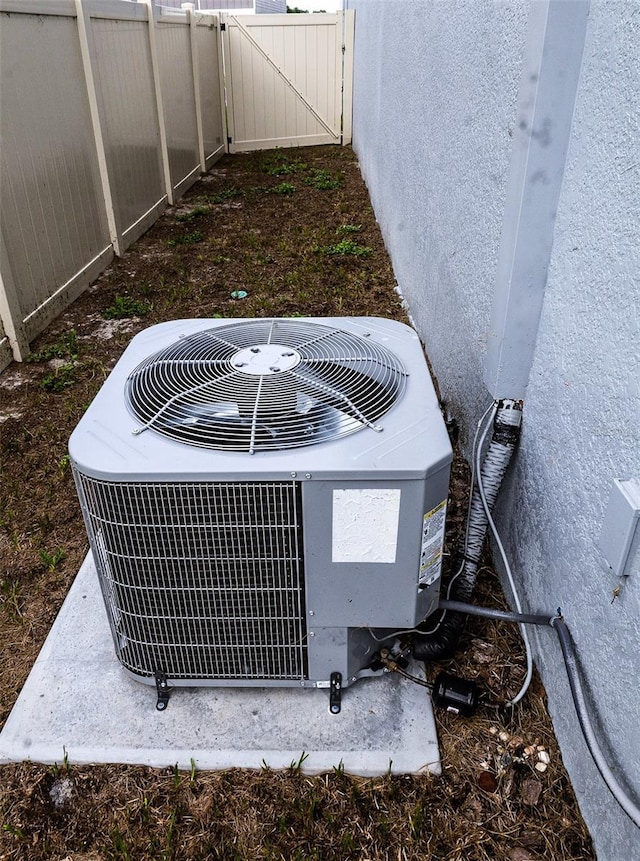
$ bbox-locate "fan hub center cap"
[231,344,302,375]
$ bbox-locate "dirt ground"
[0,146,594,860]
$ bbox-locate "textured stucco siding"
[348,0,640,856]
[349,0,528,447]
[501,2,640,855]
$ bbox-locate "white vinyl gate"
[220,11,355,153]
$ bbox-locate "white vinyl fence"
[0,0,225,368]
[0,2,354,370]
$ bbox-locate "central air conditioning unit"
[69,317,452,710]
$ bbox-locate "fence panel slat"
[0,7,111,367]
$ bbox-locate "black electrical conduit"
[436,598,640,830]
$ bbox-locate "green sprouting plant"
[58,454,71,474]
[41,363,78,393]
[40,548,66,572]
[256,253,275,265]
[167,230,204,247]
[315,238,372,257]
[211,255,231,265]
[111,828,132,861]
[288,751,309,773]
[270,182,296,195]
[27,330,78,363]
[409,802,424,839]
[261,154,308,176]
[175,205,210,222]
[338,223,362,233]
[2,823,25,840]
[209,187,243,204]
[0,579,22,618]
[304,168,342,190]
[103,295,152,319]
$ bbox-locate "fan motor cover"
[69,317,452,689]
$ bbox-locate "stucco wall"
[502,1,640,854]
[348,0,528,447]
[348,0,640,856]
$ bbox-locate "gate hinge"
[220,22,226,31]
[227,136,233,145]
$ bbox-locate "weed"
[189,757,196,783]
[315,238,372,257]
[338,223,362,233]
[176,205,210,222]
[42,363,78,393]
[172,763,181,789]
[103,295,152,319]
[0,579,22,618]
[2,823,25,840]
[288,751,309,773]
[165,811,176,858]
[209,188,243,204]
[50,746,70,777]
[211,255,231,265]
[58,454,71,474]
[262,154,308,176]
[111,827,132,861]
[341,832,356,852]
[304,168,342,190]
[167,231,203,247]
[409,802,424,839]
[257,253,275,264]
[40,547,66,572]
[270,182,296,195]
[27,330,78,363]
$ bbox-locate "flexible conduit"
[439,599,640,830]
[413,400,523,662]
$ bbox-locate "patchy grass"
[41,362,79,393]
[103,295,152,319]
[26,330,78,363]
[0,145,594,861]
[316,238,373,257]
[176,205,211,222]
[167,230,204,247]
[304,167,342,190]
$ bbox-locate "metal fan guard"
[126,319,408,452]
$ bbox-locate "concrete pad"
[0,554,441,776]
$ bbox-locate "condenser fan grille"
[76,477,308,681]
[126,319,407,452]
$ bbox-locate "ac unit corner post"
[68,317,452,701]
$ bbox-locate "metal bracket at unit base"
[155,671,171,711]
[329,671,342,714]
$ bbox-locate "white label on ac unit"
[332,488,401,563]
[419,500,447,586]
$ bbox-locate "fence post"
[0,231,29,362]
[217,14,229,154]
[145,0,175,205]
[74,0,123,256]
[341,10,355,146]
[183,3,207,173]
